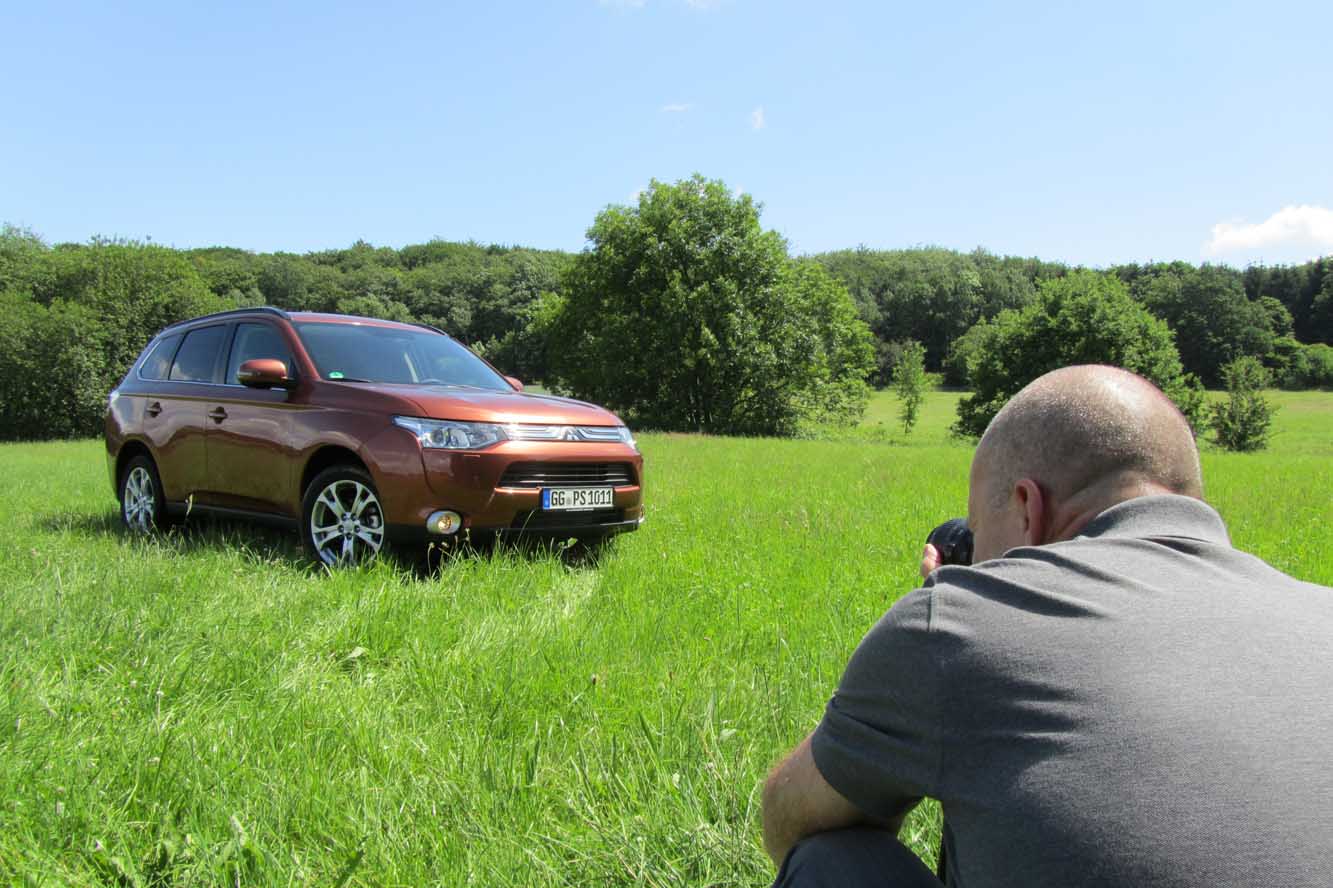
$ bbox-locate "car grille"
[504,424,628,443]
[510,509,625,531]
[498,462,637,488]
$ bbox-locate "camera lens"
[927,518,974,567]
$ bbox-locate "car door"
[203,321,304,514]
[146,323,229,503]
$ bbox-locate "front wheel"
[301,466,387,567]
[119,455,167,533]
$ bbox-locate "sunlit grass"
[1,390,1329,884]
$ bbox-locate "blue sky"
[3,0,1331,266]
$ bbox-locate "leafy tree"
[1128,264,1292,383]
[781,260,878,432]
[892,340,928,434]
[54,241,225,377]
[816,246,1057,373]
[403,261,476,335]
[954,271,1198,438]
[0,293,121,440]
[1310,271,1333,345]
[0,240,230,440]
[186,246,264,303]
[1280,342,1333,389]
[943,322,996,387]
[335,295,413,322]
[549,175,873,435]
[0,224,54,296]
[342,263,405,304]
[1210,356,1276,452]
[484,291,565,383]
[1242,259,1329,344]
[257,253,313,308]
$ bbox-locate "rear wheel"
[119,455,167,533]
[301,466,387,567]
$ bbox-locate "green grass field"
[1,390,1329,885]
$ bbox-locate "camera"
[927,518,973,567]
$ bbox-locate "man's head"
[967,365,1202,563]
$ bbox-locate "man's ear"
[1013,478,1046,546]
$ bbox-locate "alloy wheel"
[308,479,385,566]
[123,466,157,533]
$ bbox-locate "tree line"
[815,247,1333,389]
[1,185,1331,442]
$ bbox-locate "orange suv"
[105,307,644,565]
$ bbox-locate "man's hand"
[920,543,941,579]
[762,734,891,866]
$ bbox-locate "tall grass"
[1,391,1328,885]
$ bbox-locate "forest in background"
[1,222,1330,441]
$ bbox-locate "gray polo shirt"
[812,495,1333,887]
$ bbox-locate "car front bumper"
[366,431,645,541]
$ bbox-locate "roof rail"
[162,305,291,331]
[412,321,447,335]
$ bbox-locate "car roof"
[288,312,433,332]
[160,308,445,337]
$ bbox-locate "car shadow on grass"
[415,532,616,577]
[45,510,616,577]
[42,510,311,570]
[39,510,124,537]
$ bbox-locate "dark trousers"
[773,829,944,888]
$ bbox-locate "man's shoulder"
[912,518,1332,663]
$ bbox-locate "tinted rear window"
[169,325,227,382]
[138,334,182,381]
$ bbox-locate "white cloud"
[660,103,692,113]
[1205,205,1333,257]
[750,106,765,130]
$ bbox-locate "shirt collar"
[1074,494,1231,546]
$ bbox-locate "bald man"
[761,365,1333,887]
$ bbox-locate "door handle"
[208,407,228,423]
[145,401,162,418]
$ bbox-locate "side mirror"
[505,376,524,392]
[238,358,295,390]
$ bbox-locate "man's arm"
[761,733,910,866]
[761,551,941,867]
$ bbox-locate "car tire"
[119,454,168,533]
[301,465,388,567]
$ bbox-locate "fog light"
[426,510,462,535]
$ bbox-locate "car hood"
[385,385,624,426]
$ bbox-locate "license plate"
[542,487,613,511]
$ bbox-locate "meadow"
[1,390,1329,886]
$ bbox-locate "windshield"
[294,322,510,390]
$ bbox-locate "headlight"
[393,416,507,450]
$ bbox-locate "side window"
[226,323,295,384]
[138,334,182,381]
[169,325,227,382]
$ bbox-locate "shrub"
[1211,357,1276,452]
[953,271,1197,437]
